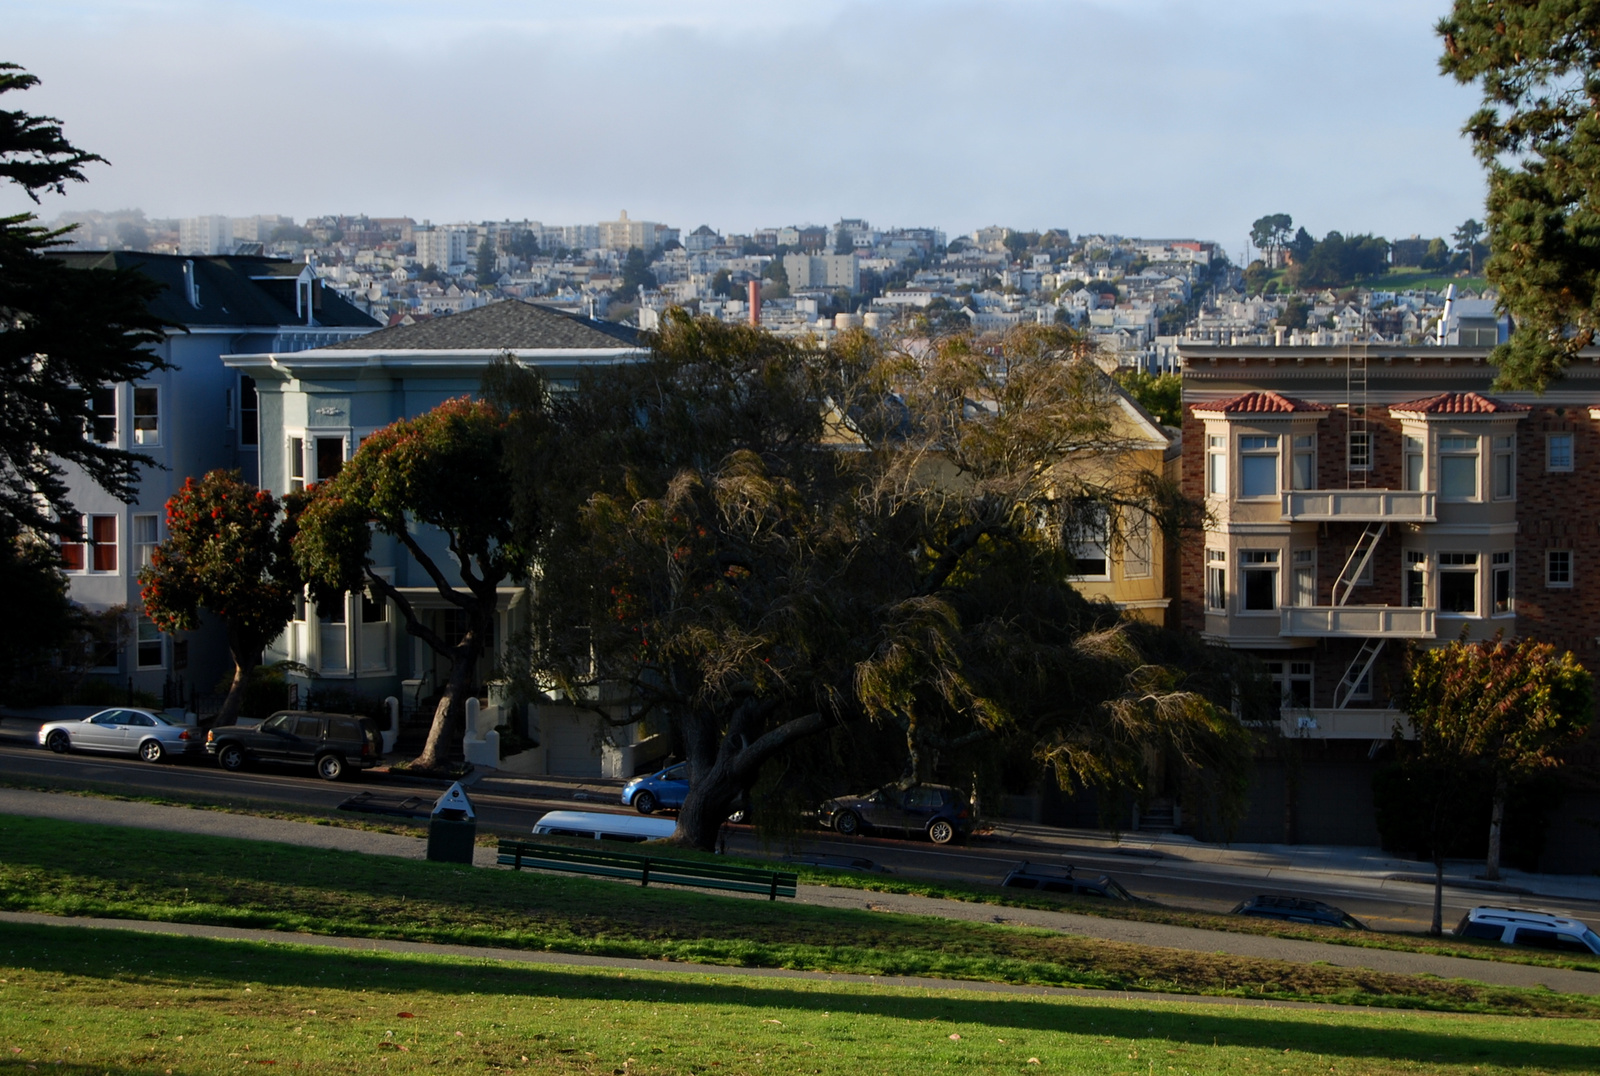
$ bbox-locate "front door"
[287,714,324,763]
[254,713,295,760]
[76,711,125,751]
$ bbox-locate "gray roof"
[320,299,640,350]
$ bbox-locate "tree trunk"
[216,631,260,727]
[415,644,477,772]
[1431,850,1445,936]
[1485,772,1508,881]
[672,708,829,850]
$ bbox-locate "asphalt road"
[0,730,1594,936]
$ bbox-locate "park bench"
[497,838,798,900]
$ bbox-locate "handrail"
[497,839,798,900]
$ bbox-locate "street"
[0,728,1594,935]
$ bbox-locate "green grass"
[1,921,1598,1075]
[1370,269,1488,294]
[8,777,1598,976]
[0,816,1595,1017]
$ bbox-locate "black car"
[206,710,382,781]
[817,783,971,844]
[1231,894,1365,930]
[1001,862,1134,900]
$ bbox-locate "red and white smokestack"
[748,279,761,326]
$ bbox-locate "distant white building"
[179,216,233,255]
[784,252,860,291]
[415,226,476,271]
[598,211,675,251]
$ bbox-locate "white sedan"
[37,707,202,763]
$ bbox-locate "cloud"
[1,0,1486,242]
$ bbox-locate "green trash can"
[426,781,477,863]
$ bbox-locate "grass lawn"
[0,815,1594,1017]
[6,779,1597,976]
[1,921,1597,1076]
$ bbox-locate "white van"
[530,810,676,843]
[1454,906,1600,954]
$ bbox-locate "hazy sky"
[2,0,1485,251]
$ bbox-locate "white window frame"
[1121,511,1152,580]
[87,513,119,574]
[1492,551,1514,614]
[1403,435,1425,492]
[133,514,159,570]
[1239,549,1279,613]
[1547,433,1575,473]
[1547,549,1573,589]
[135,613,165,670]
[1492,435,1515,500]
[1437,551,1480,615]
[1348,429,1371,472]
[1405,550,1427,608]
[89,385,118,445]
[1206,435,1226,497]
[1291,548,1316,607]
[1205,549,1227,612]
[1438,435,1480,501]
[131,385,161,447]
[1290,434,1316,491]
[358,570,395,674]
[1066,503,1110,581]
[288,435,306,491]
[1238,435,1280,500]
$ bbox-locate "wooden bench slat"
[496,839,796,900]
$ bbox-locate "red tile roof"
[1191,391,1331,415]
[1388,392,1529,415]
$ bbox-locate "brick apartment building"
[1177,342,1600,869]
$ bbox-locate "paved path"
[2,787,1596,996]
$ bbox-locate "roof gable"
[1388,392,1529,415]
[320,299,640,350]
[1191,391,1330,415]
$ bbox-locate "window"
[90,387,117,443]
[59,513,85,572]
[315,436,344,481]
[1348,430,1371,470]
[294,715,323,739]
[1438,552,1478,614]
[90,514,117,572]
[1492,435,1514,499]
[1122,511,1151,579]
[240,376,259,446]
[359,586,390,672]
[1439,435,1478,499]
[1291,434,1315,491]
[1067,503,1109,580]
[1265,660,1313,715]
[1492,551,1513,614]
[1406,550,1427,608]
[317,592,348,672]
[1206,436,1226,496]
[1403,435,1424,491]
[1205,549,1227,612]
[1547,549,1573,588]
[289,437,305,491]
[1547,433,1574,472]
[133,514,158,569]
[132,387,159,446]
[1291,549,1316,607]
[1240,549,1279,611]
[136,614,163,668]
[1239,435,1279,498]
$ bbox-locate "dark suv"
[206,710,381,781]
[817,783,971,844]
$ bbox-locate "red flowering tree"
[138,470,297,726]
[1401,636,1593,887]
[292,396,529,771]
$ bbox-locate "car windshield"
[261,714,290,732]
[1585,930,1600,952]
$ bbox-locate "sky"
[2,0,1486,252]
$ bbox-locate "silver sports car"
[37,707,202,763]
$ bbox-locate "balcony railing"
[1280,489,1436,523]
[1281,709,1414,740]
[1280,606,1436,638]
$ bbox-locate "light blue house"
[55,252,380,700]
[223,299,665,775]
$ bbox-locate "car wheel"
[834,810,861,837]
[634,790,658,815]
[138,739,165,764]
[46,730,70,754]
[316,754,346,781]
[217,744,246,772]
[927,818,955,845]
[726,809,746,824]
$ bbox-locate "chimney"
[748,279,761,326]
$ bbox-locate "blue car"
[622,763,689,815]
[621,763,746,821]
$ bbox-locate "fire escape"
[1335,337,1379,710]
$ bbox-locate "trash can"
[426,781,477,863]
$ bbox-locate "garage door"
[542,707,601,778]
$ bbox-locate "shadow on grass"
[2,921,1594,1072]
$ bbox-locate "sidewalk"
[1,787,1596,996]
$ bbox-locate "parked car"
[531,810,676,843]
[37,707,201,763]
[1230,895,1365,930]
[205,710,381,781]
[1000,862,1134,899]
[621,763,746,821]
[1454,907,1600,954]
[816,783,971,845]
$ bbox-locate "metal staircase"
[1346,338,1369,491]
[1335,638,1385,710]
[1336,337,1378,710]
[1333,523,1386,606]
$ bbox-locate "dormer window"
[1239,435,1279,498]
